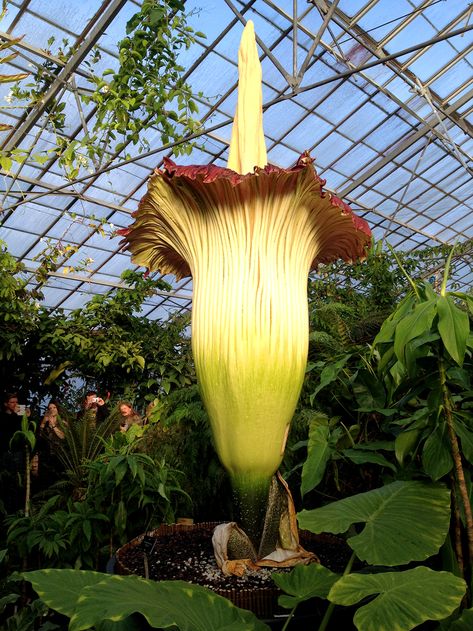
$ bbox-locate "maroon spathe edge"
[160,152,317,186]
[117,152,372,259]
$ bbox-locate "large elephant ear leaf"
[22,569,109,617]
[71,576,268,631]
[23,571,268,631]
[298,481,450,566]
[328,567,465,631]
[272,563,340,609]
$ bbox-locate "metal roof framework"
[1,0,472,320]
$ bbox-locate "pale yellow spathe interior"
[227,20,268,175]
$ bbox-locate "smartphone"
[17,404,26,415]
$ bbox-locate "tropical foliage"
[2,207,473,631]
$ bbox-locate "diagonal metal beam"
[1,0,127,151]
[296,0,340,86]
[339,85,473,197]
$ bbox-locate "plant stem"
[24,445,31,517]
[450,472,465,578]
[439,359,473,564]
[281,606,298,631]
[317,550,357,631]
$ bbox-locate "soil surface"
[116,523,352,591]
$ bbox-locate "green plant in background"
[372,245,473,580]
[0,34,29,133]
[6,431,189,571]
[279,480,466,631]
[145,384,230,521]
[53,412,118,498]
[1,1,206,175]
[86,440,190,549]
[0,262,194,406]
[17,480,471,631]
[84,0,206,161]
[10,413,37,517]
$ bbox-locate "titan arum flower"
[120,21,371,548]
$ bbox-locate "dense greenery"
[3,236,473,629]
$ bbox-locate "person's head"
[47,400,59,416]
[3,393,18,414]
[84,390,98,408]
[119,401,135,418]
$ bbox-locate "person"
[77,390,109,424]
[40,400,66,440]
[0,393,24,450]
[36,400,67,488]
[117,401,142,432]
[0,393,32,512]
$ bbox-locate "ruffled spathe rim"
[118,153,372,278]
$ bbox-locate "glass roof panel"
[1,0,472,316]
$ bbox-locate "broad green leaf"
[353,371,386,410]
[342,449,396,471]
[394,429,420,465]
[374,294,416,346]
[24,570,268,631]
[447,366,471,389]
[272,563,340,609]
[301,423,332,496]
[298,481,450,566]
[437,295,469,366]
[393,299,436,366]
[328,567,465,631]
[348,440,394,451]
[450,608,473,629]
[22,569,108,617]
[311,355,349,400]
[404,332,439,377]
[454,420,473,466]
[72,576,267,631]
[422,424,453,480]
[97,617,142,631]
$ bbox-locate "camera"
[91,397,99,403]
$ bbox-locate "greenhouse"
[0,1,473,629]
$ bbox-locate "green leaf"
[422,423,453,480]
[450,608,473,629]
[24,570,268,630]
[394,429,421,465]
[437,295,469,366]
[0,154,12,170]
[301,423,332,496]
[22,569,108,617]
[298,481,450,566]
[311,355,349,401]
[272,563,340,609]
[328,567,465,631]
[374,294,416,346]
[342,449,396,472]
[393,299,436,366]
[454,420,473,466]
